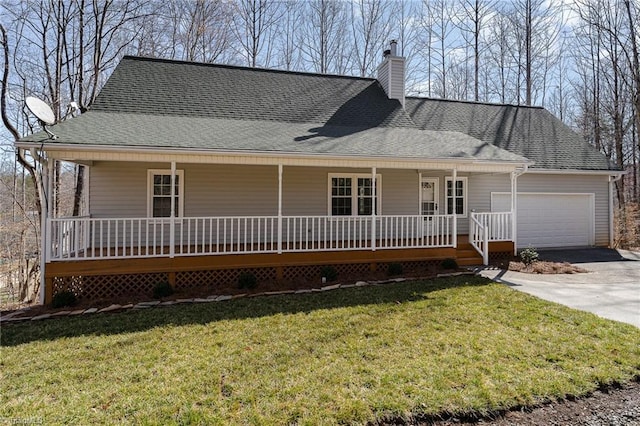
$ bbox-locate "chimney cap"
[389,40,398,56]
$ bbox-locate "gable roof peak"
[93,55,415,128]
[120,55,376,83]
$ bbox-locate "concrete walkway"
[479,248,640,328]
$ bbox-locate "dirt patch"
[422,379,640,426]
[508,260,588,274]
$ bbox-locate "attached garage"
[492,193,595,249]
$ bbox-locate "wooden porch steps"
[455,242,484,266]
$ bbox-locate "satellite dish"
[25,96,57,139]
[26,97,56,125]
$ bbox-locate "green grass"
[2,276,639,425]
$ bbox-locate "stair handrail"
[469,212,489,265]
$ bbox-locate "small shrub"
[238,272,257,289]
[153,281,174,299]
[51,290,77,308]
[441,258,458,270]
[320,265,338,282]
[387,262,403,276]
[520,246,539,265]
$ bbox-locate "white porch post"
[48,160,55,220]
[371,166,377,251]
[83,166,90,216]
[511,171,518,255]
[277,164,283,254]
[169,161,176,258]
[418,172,423,214]
[452,168,457,248]
[39,159,50,305]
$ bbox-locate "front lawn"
[2,276,639,425]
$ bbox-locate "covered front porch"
[43,211,514,303]
[38,150,525,303]
[44,231,514,303]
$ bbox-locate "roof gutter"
[526,168,625,176]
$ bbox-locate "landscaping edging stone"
[0,271,477,324]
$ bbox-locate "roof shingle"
[405,97,615,170]
[19,55,616,171]
[92,56,415,128]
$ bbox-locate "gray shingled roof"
[92,56,415,128]
[20,111,527,162]
[405,97,615,170]
[19,56,614,170]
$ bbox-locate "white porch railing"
[47,214,457,261]
[469,211,513,265]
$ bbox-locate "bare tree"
[428,0,457,99]
[350,0,394,77]
[574,0,638,205]
[231,0,282,67]
[299,0,350,74]
[159,0,233,63]
[392,0,422,93]
[273,0,302,71]
[455,0,495,101]
[1,0,151,302]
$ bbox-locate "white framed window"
[147,169,184,217]
[328,173,381,216]
[445,176,468,217]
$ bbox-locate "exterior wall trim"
[20,143,529,173]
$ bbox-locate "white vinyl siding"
[377,57,405,105]
[88,163,611,246]
[90,164,413,218]
[470,173,610,247]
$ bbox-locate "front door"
[421,178,439,216]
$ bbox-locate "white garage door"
[492,193,594,249]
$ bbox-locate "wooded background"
[1,0,638,305]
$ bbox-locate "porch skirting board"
[44,243,513,303]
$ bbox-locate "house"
[18,42,622,304]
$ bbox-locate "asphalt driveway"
[479,248,640,328]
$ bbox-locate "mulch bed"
[422,379,640,426]
[507,260,588,274]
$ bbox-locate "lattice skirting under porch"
[488,251,514,262]
[50,259,446,302]
[52,273,167,301]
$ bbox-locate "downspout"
[609,173,623,247]
[511,164,528,255]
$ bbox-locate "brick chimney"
[377,40,405,107]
